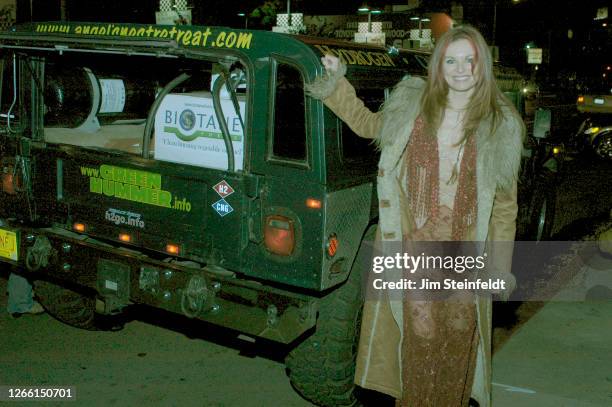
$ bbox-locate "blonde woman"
[307,25,524,406]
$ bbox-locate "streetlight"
[237,12,248,29]
[358,4,382,33]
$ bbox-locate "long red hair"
[419,25,520,142]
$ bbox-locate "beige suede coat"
[308,65,524,406]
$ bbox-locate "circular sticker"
[179,109,196,132]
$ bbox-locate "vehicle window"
[340,87,385,164]
[0,55,24,132]
[271,62,306,162]
[36,52,247,170]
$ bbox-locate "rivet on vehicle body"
[163,291,172,301]
[267,304,278,327]
[62,243,71,253]
[267,304,278,316]
[26,234,35,243]
[62,263,71,272]
[163,270,173,280]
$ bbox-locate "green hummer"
[0,22,525,406]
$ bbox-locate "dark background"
[13,0,611,96]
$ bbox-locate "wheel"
[527,173,557,241]
[592,133,612,160]
[286,228,372,406]
[34,279,99,330]
[286,265,363,406]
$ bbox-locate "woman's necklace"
[446,142,464,185]
[439,109,466,185]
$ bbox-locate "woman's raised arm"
[306,55,383,140]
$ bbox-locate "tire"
[34,279,99,330]
[286,229,372,407]
[528,173,557,241]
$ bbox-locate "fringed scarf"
[405,115,477,240]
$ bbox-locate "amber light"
[166,244,180,255]
[553,146,561,155]
[1,173,16,194]
[327,234,339,258]
[264,215,295,256]
[577,96,584,104]
[73,222,86,233]
[306,198,322,209]
[1,162,20,195]
[119,233,132,243]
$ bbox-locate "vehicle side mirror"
[533,108,551,139]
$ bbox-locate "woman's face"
[442,38,477,94]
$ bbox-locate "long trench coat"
[307,63,524,406]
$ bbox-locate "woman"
[307,25,524,406]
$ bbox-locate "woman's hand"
[321,54,341,74]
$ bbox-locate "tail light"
[327,234,339,258]
[166,243,180,255]
[1,172,17,194]
[1,160,20,195]
[264,215,295,256]
[306,198,322,209]
[73,222,87,233]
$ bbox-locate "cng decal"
[212,199,233,217]
[212,180,234,216]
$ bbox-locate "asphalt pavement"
[2,252,612,407]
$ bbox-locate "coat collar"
[378,76,523,188]
[376,76,524,241]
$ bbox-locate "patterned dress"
[398,116,479,407]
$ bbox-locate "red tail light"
[1,173,17,194]
[264,215,295,256]
[327,234,339,258]
[1,161,20,195]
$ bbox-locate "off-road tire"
[286,228,373,406]
[34,279,99,330]
[528,171,557,241]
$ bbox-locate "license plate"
[594,98,604,105]
[0,228,18,261]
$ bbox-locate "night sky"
[22,0,611,88]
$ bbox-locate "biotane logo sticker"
[163,109,243,143]
[212,198,233,217]
[212,180,234,198]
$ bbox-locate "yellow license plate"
[0,228,18,261]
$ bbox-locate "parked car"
[577,93,612,160]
